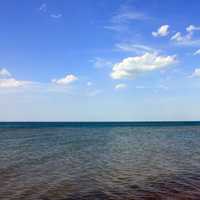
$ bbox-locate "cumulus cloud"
[111,53,176,79]
[194,49,200,55]
[171,25,200,46]
[52,74,78,85]
[115,83,127,90]
[152,25,170,37]
[0,68,11,77]
[191,68,200,77]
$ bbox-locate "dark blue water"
[1,122,200,200]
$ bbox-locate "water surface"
[1,122,200,200]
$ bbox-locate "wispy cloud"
[115,83,127,90]
[104,25,128,32]
[191,68,200,77]
[111,7,147,24]
[105,4,149,32]
[171,25,200,46]
[135,85,169,90]
[0,68,33,88]
[38,3,47,13]
[90,57,112,69]
[116,43,157,54]
[87,89,102,97]
[193,49,200,55]
[50,14,62,19]
[0,78,32,88]
[0,68,11,78]
[186,25,200,32]
[38,3,62,19]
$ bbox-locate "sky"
[0,0,200,121]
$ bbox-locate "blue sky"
[0,0,200,121]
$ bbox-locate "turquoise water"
[1,122,200,200]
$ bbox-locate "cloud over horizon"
[0,78,31,88]
[0,68,32,88]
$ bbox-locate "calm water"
[1,122,200,200]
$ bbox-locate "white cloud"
[112,10,147,24]
[171,32,185,41]
[171,25,200,46]
[152,25,170,37]
[186,25,200,33]
[105,4,148,32]
[0,78,31,88]
[90,57,112,69]
[191,68,200,77]
[111,53,176,79]
[104,25,128,32]
[0,68,11,77]
[50,14,62,19]
[38,3,62,20]
[0,68,32,88]
[116,43,156,54]
[52,74,78,85]
[171,32,192,43]
[194,49,200,55]
[115,83,127,90]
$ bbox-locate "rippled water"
[1,122,200,200]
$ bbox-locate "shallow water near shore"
[1,122,200,200]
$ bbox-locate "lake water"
[1,122,200,200]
